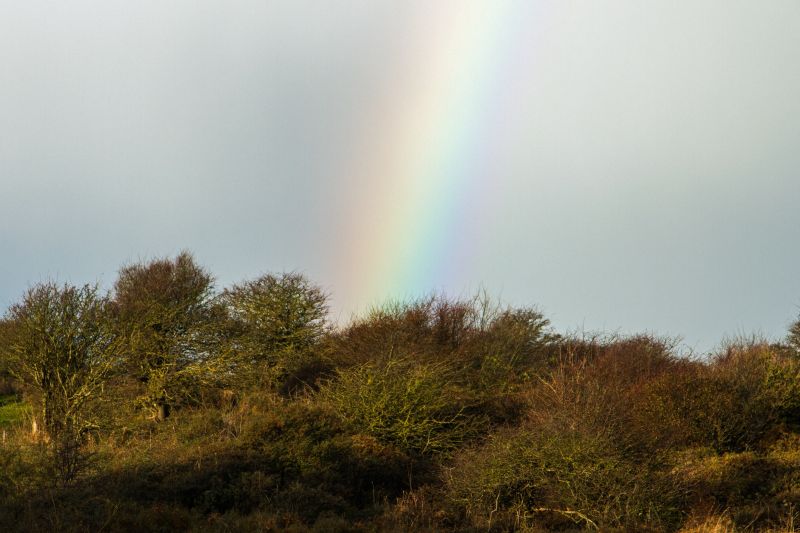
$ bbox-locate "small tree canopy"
[221,272,328,378]
[0,282,119,483]
[111,252,219,418]
[789,317,800,353]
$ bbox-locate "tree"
[0,319,20,396]
[0,283,118,483]
[111,252,220,419]
[221,272,328,384]
[789,316,800,354]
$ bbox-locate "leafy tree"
[0,282,118,483]
[111,252,220,419]
[221,272,328,383]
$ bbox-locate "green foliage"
[220,272,328,387]
[111,252,221,418]
[320,358,481,456]
[0,395,30,428]
[789,316,800,354]
[326,294,555,426]
[1,282,119,484]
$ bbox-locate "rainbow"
[335,2,551,314]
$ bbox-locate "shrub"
[521,334,689,459]
[0,443,28,505]
[462,308,555,395]
[320,358,482,456]
[446,422,684,531]
[327,293,552,363]
[325,295,555,426]
[230,398,414,520]
[325,296,473,368]
[640,341,800,453]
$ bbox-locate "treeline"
[0,252,799,531]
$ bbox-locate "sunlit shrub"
[324,295,555,428]
[320,357,482,456]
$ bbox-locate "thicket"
[0,252,799,531]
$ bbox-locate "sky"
[1,1,799,353]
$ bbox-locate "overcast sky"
[1,1,798,353]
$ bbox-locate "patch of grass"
[0,394,30,428]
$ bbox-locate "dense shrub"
[0,443,28,504]
[327,294,552,370]
[325,296,476,367]
[521,334,690,459]
[640,341,800,453]
[324,295,555,427]
[446,422,684,531]
[461,308,556,394]
[235,398,414,512]
[320,358,482,456]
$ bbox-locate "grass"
[0,394,30,428]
